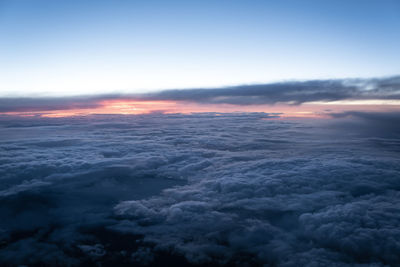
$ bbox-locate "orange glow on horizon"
[1,99,400,119]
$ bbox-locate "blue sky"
[0,0,399,96]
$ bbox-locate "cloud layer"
[143,76,400,105]
[1,76,399,113]
[0,113,400,266]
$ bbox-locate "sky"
[1,0,400,97]
[1,2,400,265]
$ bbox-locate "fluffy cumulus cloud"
[0,113,400,266]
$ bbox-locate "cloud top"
[0,113,400,265]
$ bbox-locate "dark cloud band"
[143,76,400,105]
[0,76,399,113]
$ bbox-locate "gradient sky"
[1,0,400,97]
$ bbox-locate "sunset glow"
[2,99,400,119]
[1,0,400,265]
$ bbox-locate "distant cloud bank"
[142,76,400,105]
[0,76,399,114]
